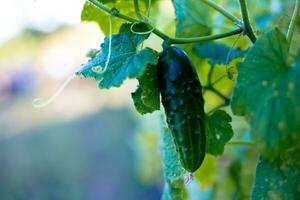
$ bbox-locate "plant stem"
[133,0,143,19]
[207,64,215,84]
[227,140,254,146]
[200,0,240,24]
[87,0,242,44]
[168,28,242,44]
[287,0,300,46]
[238,0,256,43]
[88,0,139,23]
[206,85,230,105]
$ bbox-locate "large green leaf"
[76,31,158,89]
[131,65,160,115]
[251,153,300,200]
[231,28,300,157]
[205,110,234,156]
[81,1,121,34]
[81,0,158,35]
[173,0,211,37]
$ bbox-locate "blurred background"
[0,0,163,199]
[1,0,289,199]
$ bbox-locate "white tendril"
[130,22,155,35]
[32,74,76,108]
[94,14,113,74]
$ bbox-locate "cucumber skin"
[157,46,206,173]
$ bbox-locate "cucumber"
[157,46,206,172]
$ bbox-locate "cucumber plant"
[74,0,300,199]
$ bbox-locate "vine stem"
[168,28,242,44]
[287,0,300,46]
[87,0,242,44]
[133,0,143,19]
[238,0,257,43]
[227,140,254,146]
[204,85,230,105]
[200,0,240,24]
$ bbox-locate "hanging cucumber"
[157,45,206,173]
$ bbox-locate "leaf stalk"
[238,0,257,43]
[287,0,300,46]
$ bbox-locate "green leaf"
[193,42,245,65]
[76,31,158,89]
[131,65,160,115]
[205,110,234,156]
[251,153,300,200]
[160,116,186,200]
[173,0,211,37]
[81,0,157,35]
[231,28,300,157]
[81,1,114,34]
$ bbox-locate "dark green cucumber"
[157,46,206,172]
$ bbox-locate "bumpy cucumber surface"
[157,46,206,172]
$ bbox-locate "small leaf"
[205,110,234,156]
[193,42,245,65]
[231,28,300,157]
[86,48,100,58]
[251,153,300,200]
[76,31,158,89]
[131,65,160,115]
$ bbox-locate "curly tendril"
[91,14,113,74]
[32,15,114,108]
[130,22,155,35]
[32,74,76,108]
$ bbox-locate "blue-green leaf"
[251,153,300,200]
[231,28,300,157]
[193,42,245,65]
[173,0,211,37]
[76,31,158,89]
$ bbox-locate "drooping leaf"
[76,31,158,89]
[131,65,160,115]
[251,153,300,200]
[205,110,234,156]
[160,116,186,200]
[193,42,245,65]
[231,28,300,157]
